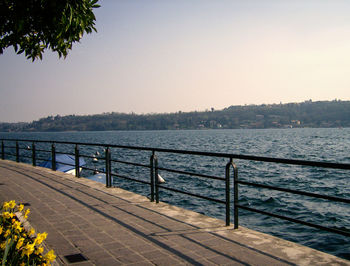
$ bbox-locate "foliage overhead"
[0,0,100,61]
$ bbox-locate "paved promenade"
[0,160,348,265]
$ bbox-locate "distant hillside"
[1,100,350,132]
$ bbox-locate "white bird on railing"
[157,174,165,183]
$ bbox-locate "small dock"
[0,160,348,265]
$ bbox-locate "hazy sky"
[1,0,349,122]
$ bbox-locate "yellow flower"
[29,228,35,236]
[35,232,48,245]
[12,220,22,232]
[2,211,14,219]
[18,204,24,212]
[0,242,6,249]
[9,200,16,209]
[4,229,11,238]
[20,263,25,266]
[35,245,44,255]
[2,201,10,210]
[24,208,30,219]
[16,238,25,249]
[22,242,35,257]
[0,226,3,235]
[44,250,56,263]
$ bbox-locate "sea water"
[1,128,349,259]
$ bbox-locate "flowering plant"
[0,200,56,265]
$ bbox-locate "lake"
[1,128,349,259]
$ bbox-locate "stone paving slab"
[0,160,349,265]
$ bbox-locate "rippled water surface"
[1,128,349,259]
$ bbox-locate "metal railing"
[1,138,349,237]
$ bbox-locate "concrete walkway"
[0,160,348,265]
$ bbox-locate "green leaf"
[0,0,99,61]
[2,238,14,266]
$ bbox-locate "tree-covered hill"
[1,100,350,132]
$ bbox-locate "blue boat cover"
[39,154,86,173]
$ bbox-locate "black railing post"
[225,159,232,226]
[108,149,112,187]
[1,141,4,160]
[233,163,239,229]
[105,147,111,187]
[32,142,36,166]
[150,151,155,202]
[16,141,19,162]
[75,144,80,177]
[155,156,159,203]
[51,143,56,171]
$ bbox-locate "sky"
[1,0,350,122]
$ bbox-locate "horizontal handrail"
[237,205,350,237]
[18,155,32,159]
[18,147,30,151]
[158,166,225,181]
[4,145,17,149]
[238,180,350,204]
[36,156,51,161]
[55,151,75,157]
[35,149,50,153]
[3,152,16,157]
[81,166,98,172]
[111,173,150,185]
[157,184,226,204]
[1,138,350,169]
[112,159,150,169]
[79,154,100,159]
[57,162,75,168]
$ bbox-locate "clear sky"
[1,0,349,122]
